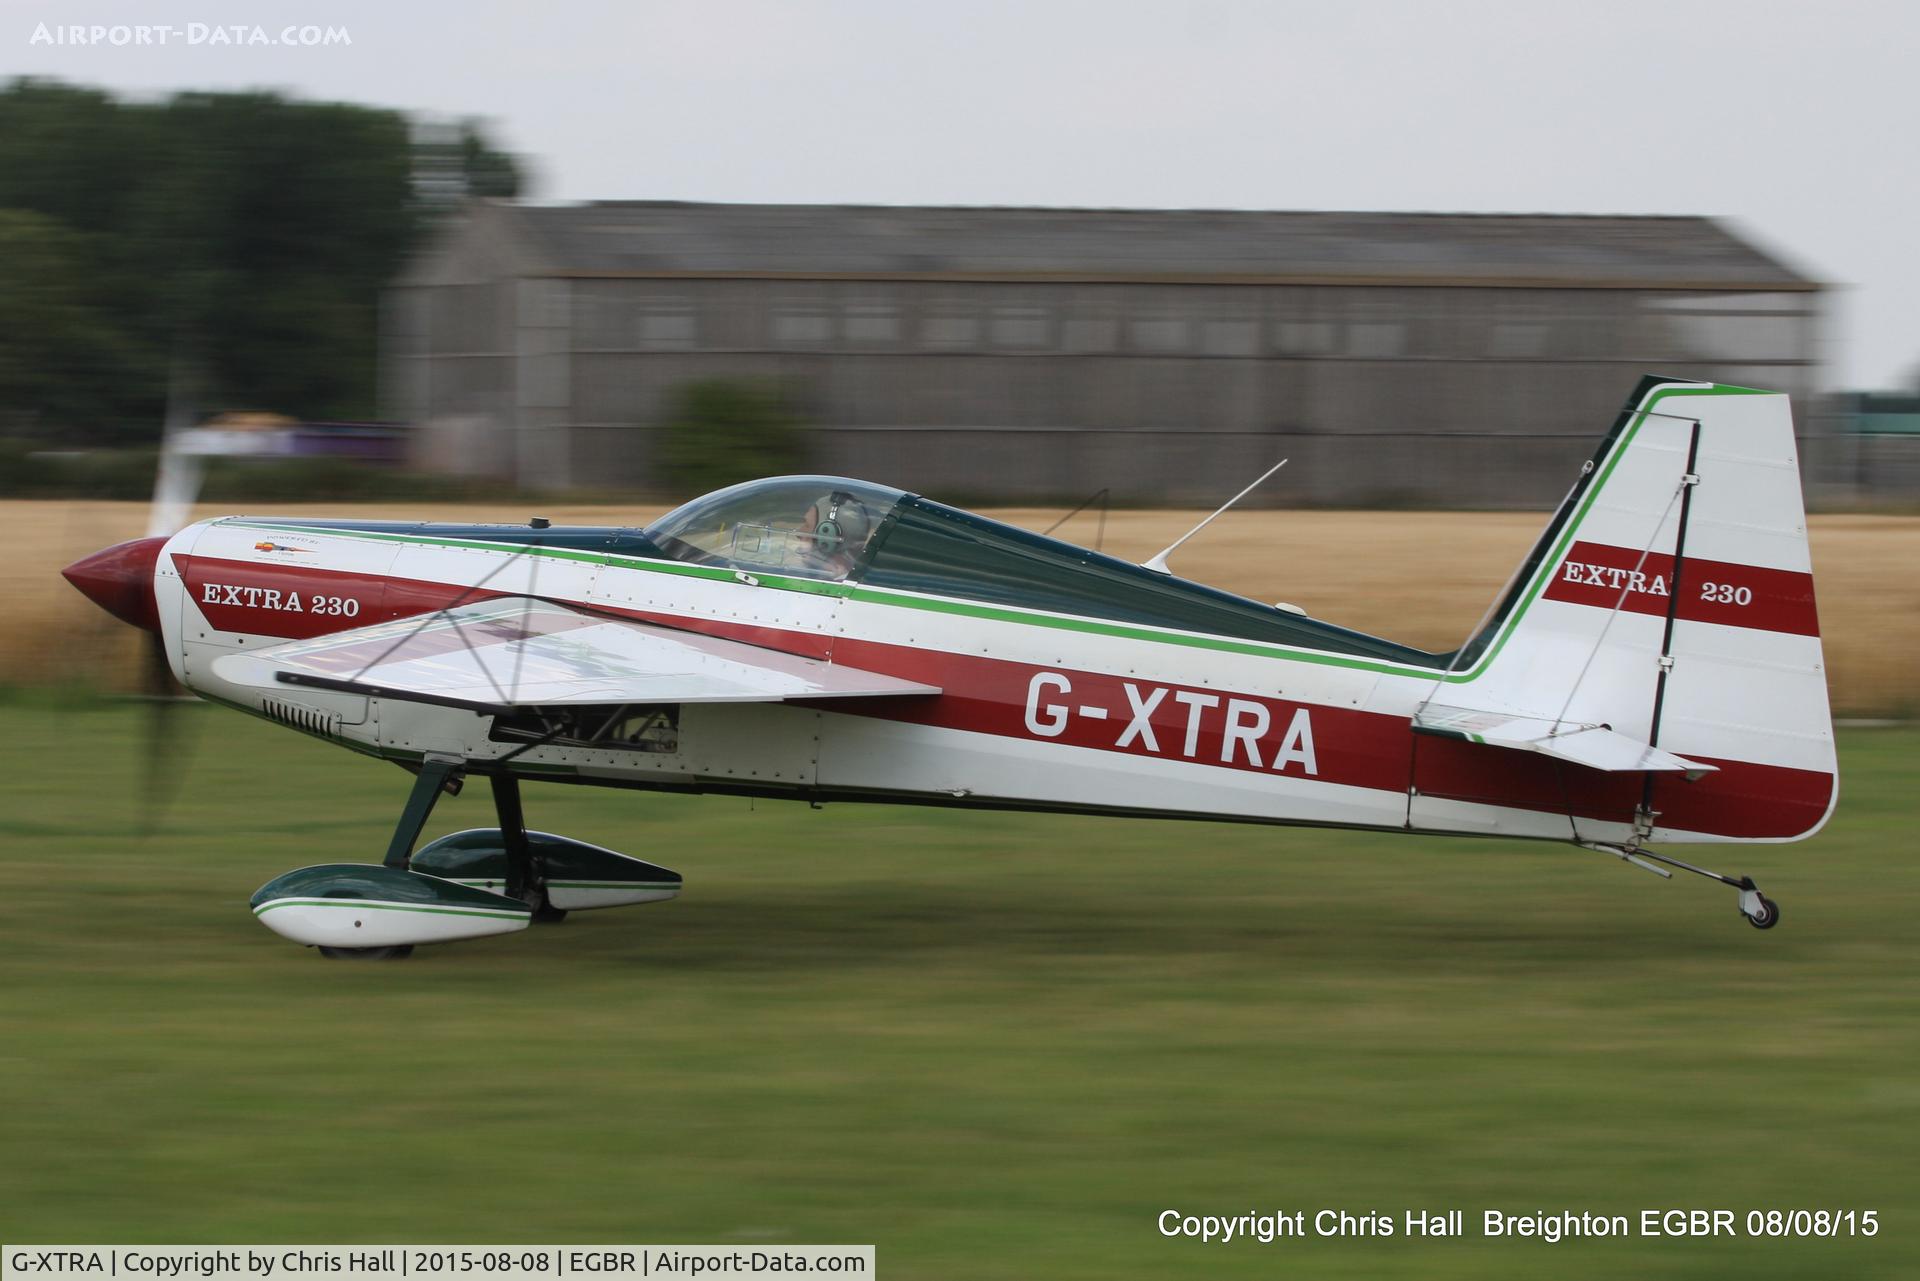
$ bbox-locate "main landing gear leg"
[1583,842,1780,930]
[318,754,465,961]
[492,773,565,924]
[385,754,463,870]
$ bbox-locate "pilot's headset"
[812,491,872,558]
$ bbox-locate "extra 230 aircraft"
[63,377,1835,959]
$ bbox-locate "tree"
[0,210,145,433]
[0,79,523,441]
[657,380,808,496]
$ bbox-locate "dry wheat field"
[6,500,1915,715]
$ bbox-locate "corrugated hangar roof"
[490,201,1815,290]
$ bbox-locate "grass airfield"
[0,703,1914,1278]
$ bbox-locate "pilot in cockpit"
[796,489,876,579]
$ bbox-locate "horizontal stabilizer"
[1413,704,1716,775]
[211,597,940,711]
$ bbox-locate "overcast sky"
[14,0,1917,388]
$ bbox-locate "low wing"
[1413,704,1716,775]
[210,597,939,711]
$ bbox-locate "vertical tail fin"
[1434,377,1836,842]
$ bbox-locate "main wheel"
[1745,895,1780,930]
[318,945,416,960]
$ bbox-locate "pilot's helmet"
[813,490,873,557]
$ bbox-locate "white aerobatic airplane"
[63,377,1836,957]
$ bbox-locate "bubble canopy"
[643,473,1442,666]
[644,476,908,583]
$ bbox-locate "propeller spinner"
[62,535,168,633]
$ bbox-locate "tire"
[318,945,416,960]
[1746,895,1780,930]
[518,885,568,925]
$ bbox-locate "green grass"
[0,706,1914,1278]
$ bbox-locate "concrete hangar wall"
[382,201,1823,508]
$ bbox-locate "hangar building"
[381,201,1822,506]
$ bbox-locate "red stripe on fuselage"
[174,554,505,639]
[176,553,1831,839]
[1410,735,1832,840]
[1544,540,1820,636]
[828,636,1412,790]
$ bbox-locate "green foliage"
[0,210,147,433]
[656,378,808,495]
[0,78,522,443]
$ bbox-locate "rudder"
[1428,377,1836,843]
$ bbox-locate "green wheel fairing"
[248,863,534,950]
[410,830,683,898]
[254,898,529,921]
[248,863,532,915]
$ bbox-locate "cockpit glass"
[644,476,907,583]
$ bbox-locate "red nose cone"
[63,536,167,633]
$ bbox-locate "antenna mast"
[1141,459,1288,575]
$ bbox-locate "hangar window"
[1061,315,1119,351]
[990,307,1051,349]
[773,309,832,345]
[1490,322,1548,358]
[1275,321,1334,355]
[1129,315,1190,353]
[638,304,696,350]
[923,314,980,349]
[844,304,901,344]
[1348,322,1405,358]
[1202,319,1260,357]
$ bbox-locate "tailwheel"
[1582,842,1781,933]
[1742,891,1780,931]
[318,945,416,961]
